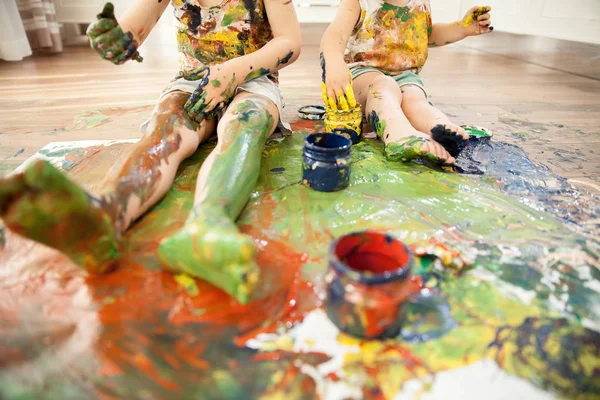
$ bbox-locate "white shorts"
[141,75,291,134]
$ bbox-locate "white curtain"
[0,0,33,61]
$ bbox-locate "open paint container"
[324,106,363,145]
[302,133,352,192]
[325,231,456,341]
[462,125,493,138]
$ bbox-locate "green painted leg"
[159,97,275,304]
[0,160,118,272]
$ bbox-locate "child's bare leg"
[353,72,455,164]
[0,91,215,270]
[400,85,468,156]
[158,92,277,303]
[99,91,215,231]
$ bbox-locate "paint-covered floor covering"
[1,118,599,399]
[1,27,600,399]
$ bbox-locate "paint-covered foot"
[0,160,119,271]
[385,134,456,165]
[158,204,259,304]
[430,124,468,158]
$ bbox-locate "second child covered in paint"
[0,0,301,303]
[321,0,493,164]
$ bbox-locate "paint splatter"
[367,110,386,139]
[244,67,271,82]
[277,51,294,66]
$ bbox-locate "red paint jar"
[325,231,417,339]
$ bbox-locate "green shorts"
[350,66,427,97]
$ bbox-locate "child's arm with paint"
[183,0,301,121]
[319,0,361,110]
[87,1,169,64]
[428,6,493,48]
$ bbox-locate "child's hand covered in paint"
[87,2,143,65]
[183,64,238,122]
[459,6,493,35]
[321,54,357,111]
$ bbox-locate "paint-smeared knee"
[368,75,402,102]
[400,87,427,104]
[369,75,398,90]
[218,99,276,139]
[233,99,275,123]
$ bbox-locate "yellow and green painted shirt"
[172,0,274,75]
[345,0,432,75]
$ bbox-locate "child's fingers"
[185,91,209,120]
[321,82,329,105]
[199,98,218,117]
[97,26,128,48]
[110,42,139,64]
[103,44,126,63]
[132,52,143,62]
[325,84,338,110]
[97,2,115,20]
[183,66,210,81]
[345,83,357,108]
[327,94,338,110]
[101,37,128,58]
[87,18,117,38]
[122,40,139,60]
[477,13,490,21]
[337,93,350,111]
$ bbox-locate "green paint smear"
[221,5,247,27]
[385,135,442,163]
[381,3,411,21]
[244,67,270,82]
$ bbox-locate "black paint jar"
[302,133,352,192]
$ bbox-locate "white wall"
[293,0,463,23]
[54,0,136,23]
[459,0,600,44]
[54,0,600,44]
[295,0,600,44]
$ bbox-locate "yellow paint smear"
[460,6,491,27]
[174,273,200,296]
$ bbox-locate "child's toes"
[435,143,454,164]
[431,124,446,138]
[456,126,469,140]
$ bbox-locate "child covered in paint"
[321,1,493,164]
[0,0,301,303]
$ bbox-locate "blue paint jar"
[302,133,352,192]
